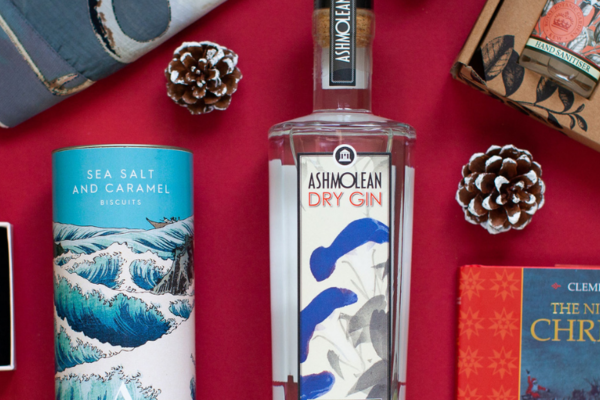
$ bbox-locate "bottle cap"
[314,0,373,10]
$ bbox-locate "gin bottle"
[268,1,415,400]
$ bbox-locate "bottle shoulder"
[268,111,416,139]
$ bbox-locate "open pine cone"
[456,145,546,234]
[165,41,242,114]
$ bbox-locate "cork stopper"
[314,0,373,9]
[313,8,374,48]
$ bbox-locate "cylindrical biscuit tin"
[52,145,195,400]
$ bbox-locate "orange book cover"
[457,265,600,400]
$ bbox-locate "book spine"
[457,266,524,400]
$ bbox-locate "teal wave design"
[71,254,124,289]
[169,299,194,319]
[54,276,170,348]
[55,366,160,400]
[55,323,103,373]
[130,259,165,290]
[54,224,134,242]
[55,218,194,260]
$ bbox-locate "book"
[457,265,600,400]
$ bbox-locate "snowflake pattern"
[458,267,523,398]
[460,268,486,301]
[490,270,520,301]
[488,347,518,378]
[489,309,519,340]
[458,385,483,400]
[487,386,513,400]
[459,307,486,339]
[459,347,484,378]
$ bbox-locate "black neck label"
[329,0,356,87]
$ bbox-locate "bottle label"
[330,0,356,86]
[526,0,600,83]
[298,146,391,400]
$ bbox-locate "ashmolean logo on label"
[330,0,356,86]
[333,144,357,168]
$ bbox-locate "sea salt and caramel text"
[70,169,171,206]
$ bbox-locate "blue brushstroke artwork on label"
[300,372,335,400]
[310,218,389,282]
[300,217,390,399]
[300,287,358,363]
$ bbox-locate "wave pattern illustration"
[56,366,161,400]
[54,218,194,260]
[53,217,196,399]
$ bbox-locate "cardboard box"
[452,0,600,152]
[0,223,14,371]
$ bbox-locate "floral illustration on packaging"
[53,218,196,400]
[300,218,390,400]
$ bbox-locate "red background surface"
[1,0,599,399]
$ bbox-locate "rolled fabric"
[52,145,195,400]
[0,0,226,127]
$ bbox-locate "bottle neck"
[312,8,374,113]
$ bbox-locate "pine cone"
[456,145,546,234]
[165,41,242,115]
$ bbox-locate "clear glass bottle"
[268,1,415,400]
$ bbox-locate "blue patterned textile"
[0,0,225,127]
